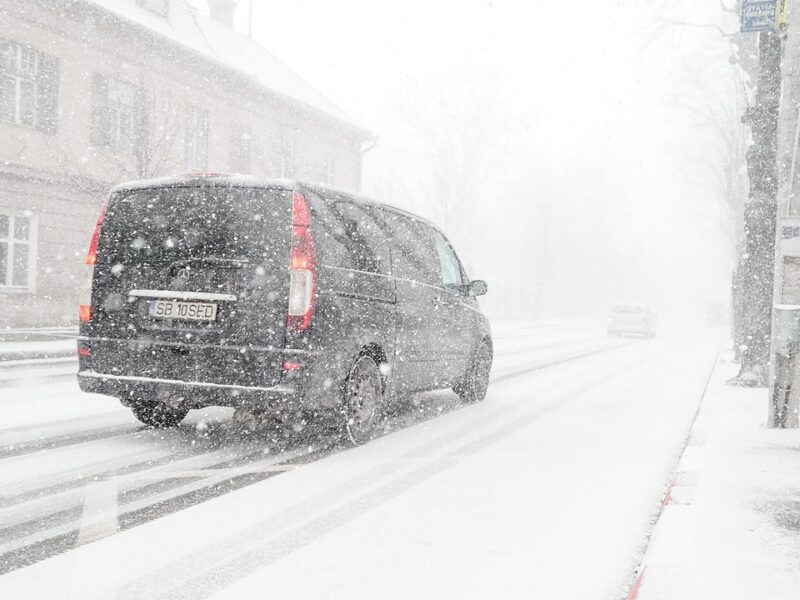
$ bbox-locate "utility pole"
[731,2,783,386]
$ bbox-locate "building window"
[230,124,251,173]
[185,106,209,170]
[0,213,35,290]
[0,38,59,133]
[91,74,147,153]
[136,0,170,17]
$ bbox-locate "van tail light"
[86,196,109,266]
[81,196,108,323]
[78,270,93,322]
[79,305,93,322]
[287,192,317,332]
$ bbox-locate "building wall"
[0,0,366,326]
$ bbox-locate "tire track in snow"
[0,335,639,576]
[0,324,613,459]
[0,444,321,575]
[0,424,141,460]
[121,339,688,600]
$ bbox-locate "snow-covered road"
[0,325,721,599]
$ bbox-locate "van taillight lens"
[79,305,92,322]
[86,197,109,266]
[81,196,108,323]
[287,192,316,332]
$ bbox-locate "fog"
[215,0,743,324]
[1,3,787,594]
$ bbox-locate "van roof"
[110,175,443,236]
[303,183,438,230]
[110,173,296,193]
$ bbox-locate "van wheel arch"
[454,337,493,403]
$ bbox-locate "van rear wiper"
[170,257,249,270]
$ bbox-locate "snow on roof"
[85,0,369,136]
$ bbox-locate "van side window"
[307,191,388,274]
[432,231,465,291]
[332,201,389,274]
[305,190,352,269]
[381,210,440,287]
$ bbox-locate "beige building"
[0,0,372,327]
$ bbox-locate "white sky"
[241,1,643,129]
[215,0,741,320]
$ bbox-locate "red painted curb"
[626,566,647,600]
[662,480,674,508]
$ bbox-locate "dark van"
[77,175,492,444]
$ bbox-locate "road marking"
[77,479,119,545]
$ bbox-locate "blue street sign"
[741,0,778,32]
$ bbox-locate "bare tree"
[667,62,750,252]
[526,193,562,322]
[61,77,182,199]
[394,69,513,243]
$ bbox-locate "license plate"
[148,300,218,321]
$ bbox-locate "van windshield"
[99,186,292,266]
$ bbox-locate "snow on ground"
[0,339,76,355]
[0,330,722,599]
[0,379,127,429]
[0,320,606,430]
[636,355,800,600]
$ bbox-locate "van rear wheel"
[131,401,188,428]
[342,356,385,446]
[455,341,492,403]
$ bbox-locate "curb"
[626,567,647,600]
[623,349,719,599]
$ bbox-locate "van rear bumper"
[78,370,301,410]
[77,335,348,412]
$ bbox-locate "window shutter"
[35,53,59,134]
[90,73,109,146]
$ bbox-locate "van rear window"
[98,186,292,266]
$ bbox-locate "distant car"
[77,175,493,444]
[607,304,656,338]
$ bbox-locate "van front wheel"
[454,341,492,403]
[131,401,188,428]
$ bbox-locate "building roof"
[84,0,370,137]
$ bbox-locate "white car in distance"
[607,304,656,338]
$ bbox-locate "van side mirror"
[467,280,487,297]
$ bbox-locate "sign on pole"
[741,0,778,32]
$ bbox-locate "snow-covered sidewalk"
[0,328,78,385]
[634,353,800,600]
